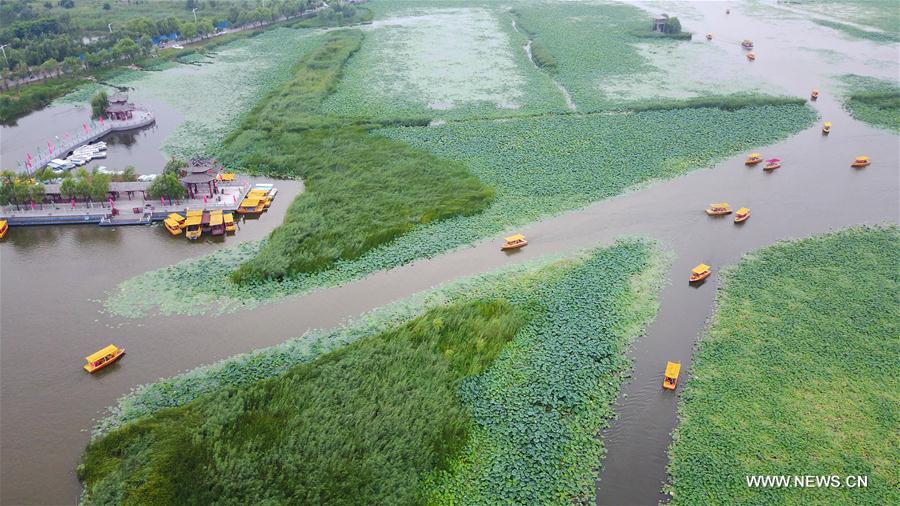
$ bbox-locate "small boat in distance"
[734,207,750,223]
[83,344,125,373]
[663,361,681,390]
[746,52,756,61]
[741,39,754,49]
[706,33,713,40]
[811,89,819,100]
[822,121,831,134]
[851,155,870,168]
[763,158,782,170]
[706,203,732,215]
[745,153,763,165]
[0,219,8,239]
[501,234,528,250]
[224,213,236,233]
[690,263,711,283]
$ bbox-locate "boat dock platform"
[22,110,155,172]
[1,181,248,227]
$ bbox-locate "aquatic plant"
[81,300,524,505]
[85,239,668,505]
[666,226,899,505]
[219,29,494,282]
[105,101,815,316]
[320,6,567,120]
[839,74,900,132]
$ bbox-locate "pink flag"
[31,201,36,210]
[71,199,76,209]
[83,123,88,134]
[26,152,32,161]
[203,196,208,205]
[99,116,105,125]
[47,141,53,155]
[161,197,166,206]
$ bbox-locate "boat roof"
[665,361,681,377]
[220,173,236,181]
[248,189,269,196]
[209,212,223,226]
[167,213,185,221]
[253,183,273,189]
[185,215,202,226]
[710,203,730,208]
[240,198,261,206]
[223,213,234,223]
[736,207,750,214]
[749,153,761,157]
[692,263,711,274]
[164,217,182,227]
[86,345,119,363]
[856,155,870,160]
[823,121,832,126]
[186,209,203,217]
[505,234,525,242]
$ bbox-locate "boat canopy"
[163,217,182,228]
[505,234,525,242]
[224,213,234,223]
[186,209,203,217]
[210,212,223,226]
[710,203,730,208]
[736,207,750,214]
[823,121,832,126]
[86,345,119,363]
[692,264,710,274]
[167,213,185,222]
[749,153,761,158]
[185,215,203,226]
[240,198,261,207]
[856,155,869,161]
[665,361,681,378]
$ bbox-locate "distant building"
[653,16,668,32]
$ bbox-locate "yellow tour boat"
[741,39,753,49]
[690,263,711,283]
[745,153,763,165]
[236,197,265,215]
[209,210,225,236]
[746,52,756,61]
[705,203,732,216]
[0,219,8,239]
[663,361,681,390]
[163,213,185,235]
[734,207,750,223]
[851,155,870,168]
[247,189,272,209]
[219,173,236,182]
[224,213,236,233]
[501,234,528,250]
[184,214,203,240]
[84,344,125,373]
[822,121,831,134]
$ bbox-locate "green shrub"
[0,76,87,125]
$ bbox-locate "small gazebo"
[105,92,136,121]
[179,159,222,198]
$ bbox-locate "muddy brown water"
[1,2,899,505]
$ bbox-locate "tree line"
[0,0,321,85]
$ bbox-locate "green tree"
[28,181,46,204]
[63,55,80,75]
[60,176,77,199]
[148,173,186,200]
[90,90,109,118]
[90,172,111,201]
[113,38,139,60]
[0,171,16,205]
[163,158,187,175]
[121,166,137,182]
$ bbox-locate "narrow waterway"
[0,2,898,504]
